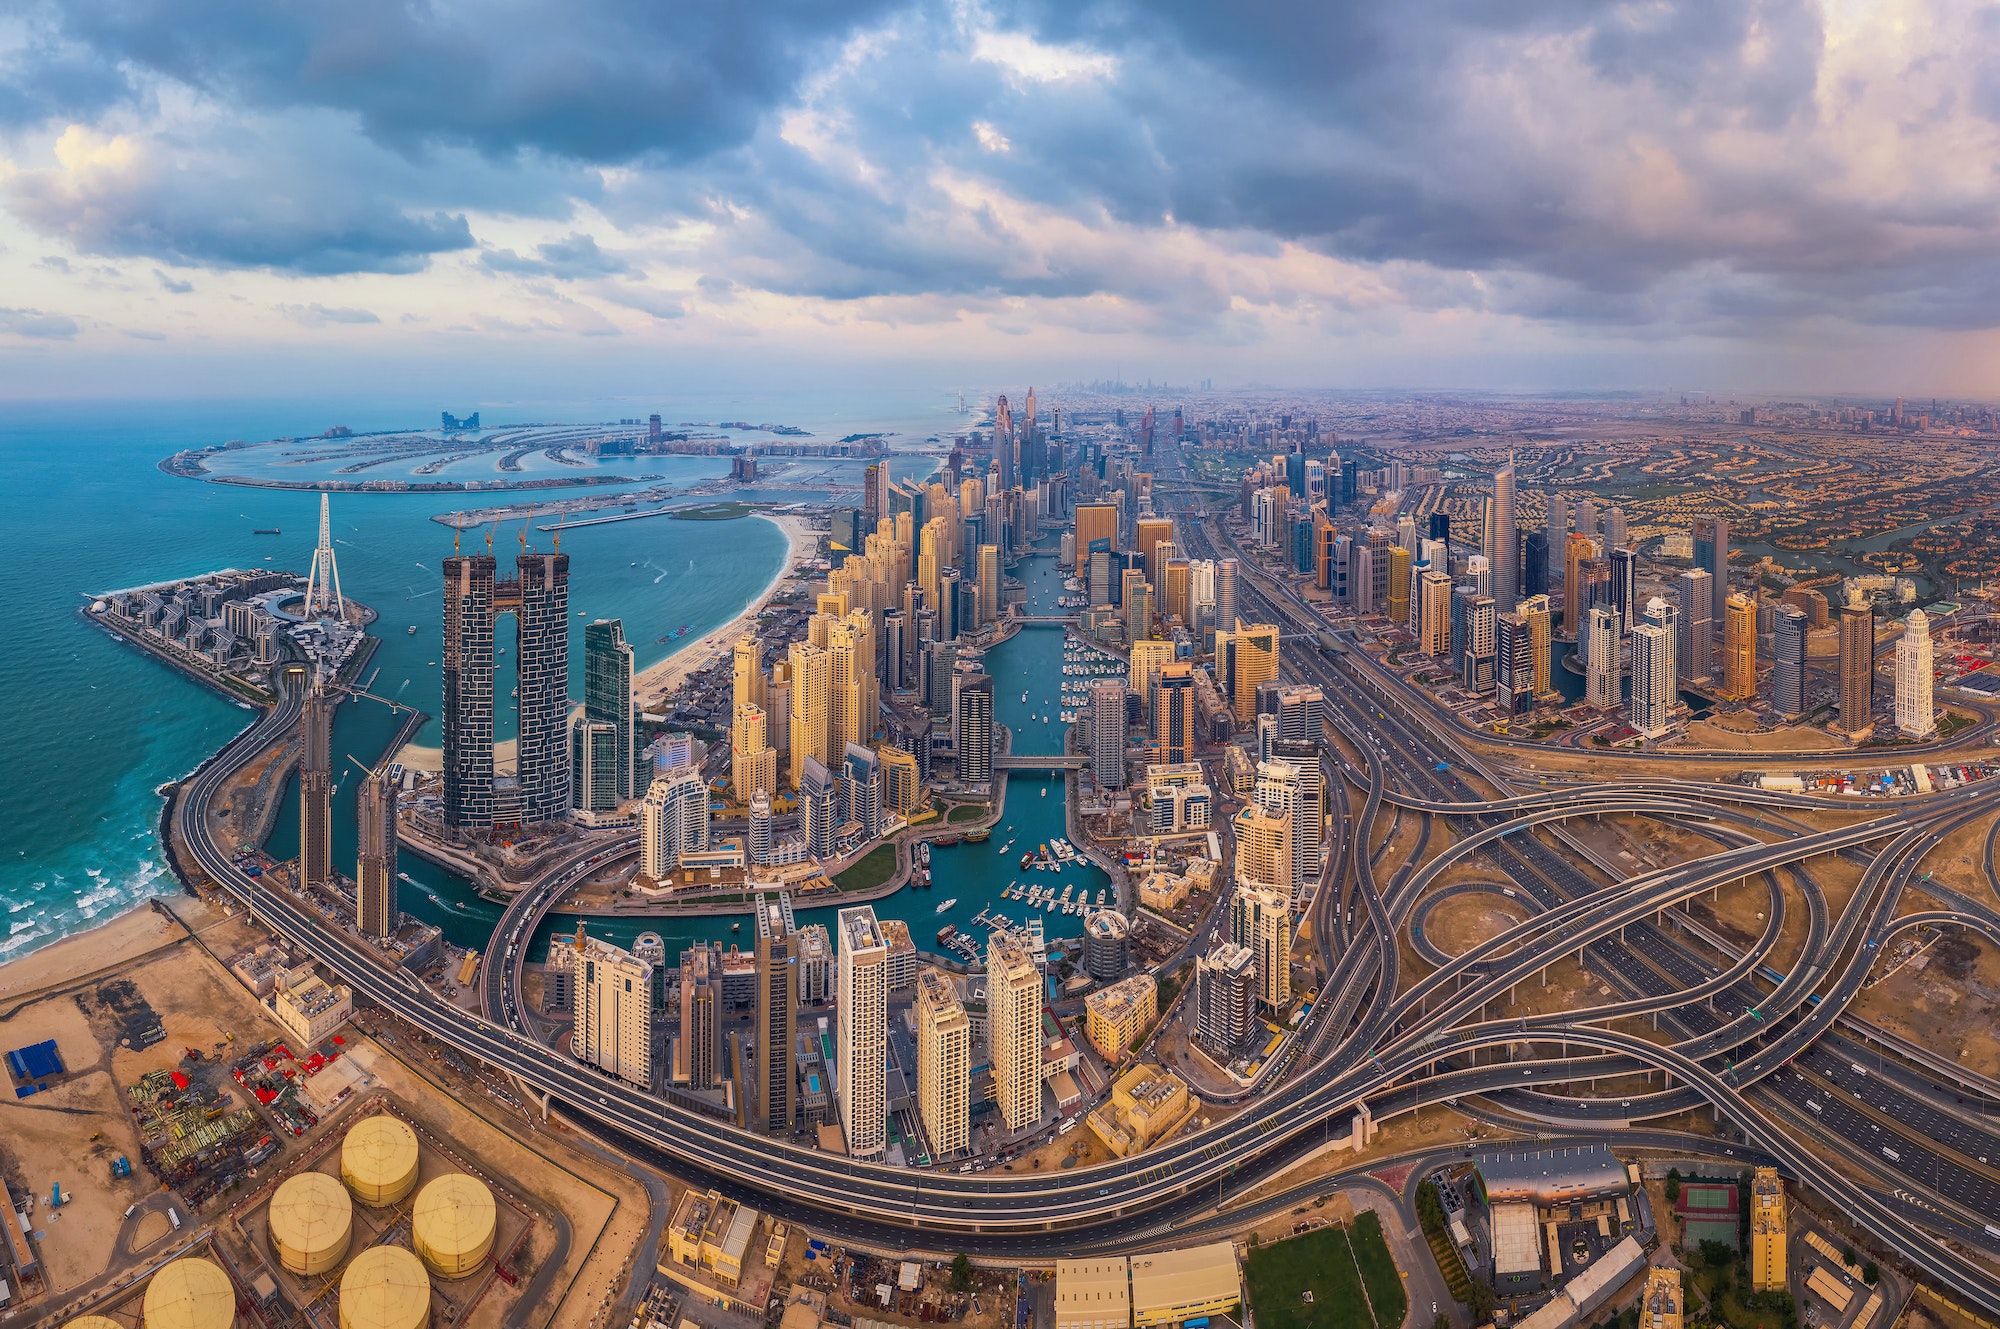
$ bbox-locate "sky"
[3,0,2000,400]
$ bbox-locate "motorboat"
[935,898,958,913]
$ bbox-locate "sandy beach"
[0,897,190,1001]
[631,510,816,706]
[396,510,816,772]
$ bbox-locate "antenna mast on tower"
[302,492,345,618]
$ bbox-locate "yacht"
[935,898,957,914]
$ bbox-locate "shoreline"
[632,510,815,707]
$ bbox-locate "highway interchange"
[162,446,2000,1309]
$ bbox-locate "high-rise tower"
[754,892,797,1132]
[577,619,635,808]
[356,762,399,938]
[299,677,332,892]
[1896,609,1935,738]
[1837,589,1874,740]
[1490,456,1518,611]
[303,492,345,619]
[441,537,572,833]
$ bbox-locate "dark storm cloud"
[46,0,899,163]
[5,0,1998,337]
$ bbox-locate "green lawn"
[834,843,898,891]
[1245,1222,1390,1329]
[1350,1212,1408,1329]
[946,802,989,824]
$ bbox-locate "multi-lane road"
[154,456,2000,1306]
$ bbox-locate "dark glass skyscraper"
[577,619,635,810]
[299,679,332,891]
[442,547,572,832]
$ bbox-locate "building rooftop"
[1086,976,1154,1023]
[1477,1143,1628,1204]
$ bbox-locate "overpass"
[994,754,1088,770]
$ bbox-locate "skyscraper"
[1693,516,1730,621]
[1520,594,1554,698]
[977,544,1000,624]
[1562,534,1595,638]
[1773,605,1809,717]
[987,932,1044,1132]
[1465,595,1497,694]
[787,641,831,789]
[580,619,636,805]
[678,942,722,1089]
[1545,493,1566,579]
[1586,605,1621,709]
[441,552,496,830]
[299,679,332,892]
[1194,943,1258,1055]
[1490,456,1518,611]
[1214,558,1238,642]
[1631,601,1676,739]
[1224,623,1279,721]
[731,704,778,804]
[1419,569,1453,656]
[915,969,970,1157]
[1604,505,1627,552]
[1253,759,1308,901]
[1230,883,1291,1011]
[801,756,836,858]
[1837,590,1874,739]
[1386,546,1412,623]
[441,544,572,831]
[836,906,889,1158]
[1073,504,1118,568]
[1090,678,1127,788]
[1896,609,1936,738]
[576,933,653,1089]
[1609,547,1638,633]
[841,741,882,837]
[640,765,709,879]
[1676,569,1713,683]
[514,550,572,822]
[1496,611,1533,717]
[356,763,398,939]
[753,892,797,1132]
[953,671,994,782]
[1723,593,1758,699]
[1152,663,1196,764]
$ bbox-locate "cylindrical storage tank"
[342,1116,420,1207]
[411,1175,495,1279]
[68,1317,126,1329]
[339,1245,431,1329]
[144,1258,236,1329]
[269,1171,354,1275]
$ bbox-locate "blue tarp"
[5,1040,63,1082]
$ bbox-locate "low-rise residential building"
[1084,975,1157,1061]
[664,1188,762,1290]
[1086,1063,1196,1158]
[267,966,351,1046]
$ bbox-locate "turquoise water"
[0,391,964,963]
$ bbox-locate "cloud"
[0,306,80,337]
[7,119,476,274]
[480,233,632,279]
[4,0,2000,357]
[279,302,380,325]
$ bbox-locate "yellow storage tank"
[67,1317,127,1329]
[342,1116,420,1208]
[339,1246,431,1329]
[144,1258,236,1329]
[411,1175,495,1279]
[269,1171,354,1275]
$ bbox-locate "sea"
[0,390,1106,972]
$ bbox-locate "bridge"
[1010,615,1075,625]
[995,754,1088,770]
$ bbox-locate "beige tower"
[1227,622,1279,721]
[1230,881,1292,1011]
[732,635,765,711]
[915,969,971,1156]
[1837,589,1874,739]
[977,544,1001,624]
[787,642,831,789]
[987,933,1044,1133]
[731,704,778,803]
[1723,593,1758,699]
[574,934,653,1089]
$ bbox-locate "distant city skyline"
[3,2,2000,397]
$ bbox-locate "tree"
[950,1254,974,1293]
[1434,1316,1451,1329]
[1863,1263,1880,1286]
[1841,1245,1857,1266]
[1665,1169,1682,1202]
